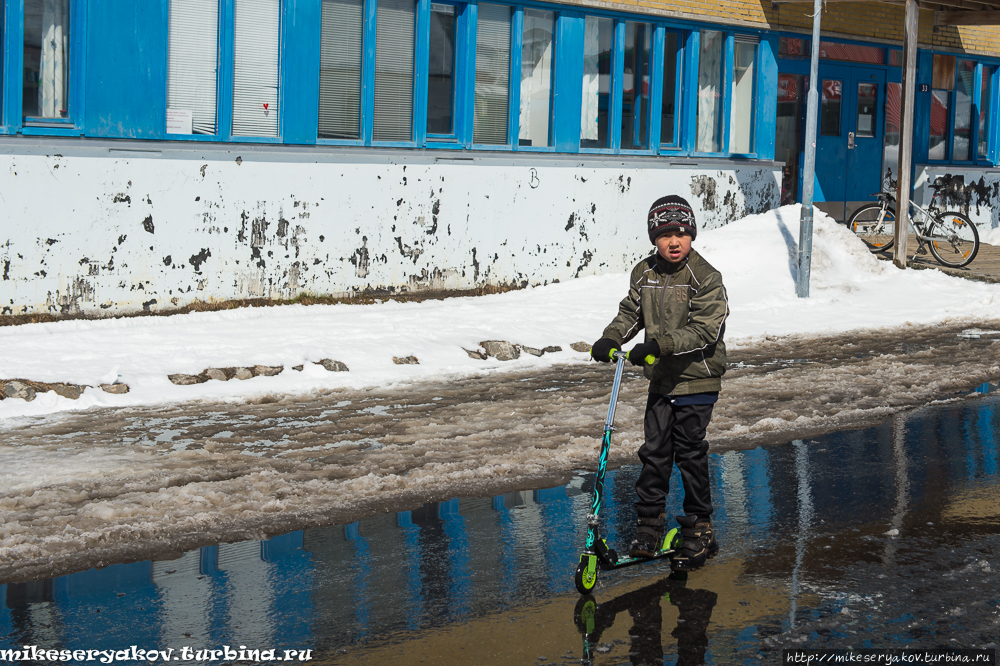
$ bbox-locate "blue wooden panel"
[755,34,778,160]
[609,19,623,152]
[647,25,664,154]
[413,0,429,145]
[458,1,476,146]
[219,0,236,138]
[991,67,1000,164]
[361,0,377,143]
[720,32,733,154]
[972,63,983,165]
[83,0,168,139]
[281,0,321,144]
[1,0,23,129]
[913,50,932,165]
[680,29,699,153]
[506,6,521,148]
[552,12,583,152]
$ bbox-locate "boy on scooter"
[590,195,728,572]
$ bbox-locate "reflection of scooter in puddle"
[573,572,718,666]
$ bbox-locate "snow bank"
[1,205,998,419]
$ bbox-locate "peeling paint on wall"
[0,149,780,316]
[915,167,1000,234]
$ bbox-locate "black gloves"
[627,340,661,366]
[591,337,618,363]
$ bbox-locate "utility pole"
[893,0,919,269]
[796,0,823,298]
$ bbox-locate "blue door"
[845,68,887,218]
[810,65,886,221]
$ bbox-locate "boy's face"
[655,230,693,264]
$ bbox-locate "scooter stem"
[586,352,628,549]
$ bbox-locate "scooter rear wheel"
[575,554,598,594]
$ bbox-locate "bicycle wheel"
[927,211,980,268]
[848,203,895,252]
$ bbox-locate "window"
[929,54,955,161]
[818,41,884,65]
[779,37,808,57]
[518,8,554,148]
[730,37,757,154]
[979,66,992,159]
[473,3,512,145]
[777,73,805,205]
[318,0,364,140]
[167,0,220,135]
[581,16,613,149]
[953,59,974,161]
[427,3,456,136]
[695,30,723,153]
[856,82,876,139]
[883,82,901,187]
[659,31,679,146]
[232,0,281,137]
[820,79,842,137]
[620,21,650,151]
[23,0,70,121]
[374,0,416,141]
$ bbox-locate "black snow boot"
[629,513,665,559]
[670,516,718,572]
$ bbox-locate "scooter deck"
[602,548,677,570]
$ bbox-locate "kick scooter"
[574,351,681,595]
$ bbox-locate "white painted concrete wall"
[0,140,780,316]
[915,165,1000,234]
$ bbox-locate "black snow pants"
[634,393,714,522]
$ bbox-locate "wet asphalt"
[3,387,999,664]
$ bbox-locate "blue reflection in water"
[2,396,999,657]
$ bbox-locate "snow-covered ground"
[1,205,998,421]
[4,204,1000,581]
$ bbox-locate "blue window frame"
[14,0,85,135]
[926,52,999,166]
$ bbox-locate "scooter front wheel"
[575,553,598,594]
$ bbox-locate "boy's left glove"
[627,340,660,366]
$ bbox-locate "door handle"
[848,131,855,149]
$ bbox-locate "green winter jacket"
[601,249,729,395]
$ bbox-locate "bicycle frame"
[867,194,961,259]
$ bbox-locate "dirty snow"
[1,205,998,420]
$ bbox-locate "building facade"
[0,0,998,316]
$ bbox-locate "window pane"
[820,79,842,137]
[953,59,974,161]
[518,8,554,147]
[856,82,876,139]
[232,0,281,137]
[818,41,884,65]
[318,0,363,139]
[932,54,956,91]
[929,90,949,160]
[374,0,415,141]
[659,31,678,145]
[427,3,456,135]
[24,0,70,119]
[696,30,723,153]
[581,16,613,149]
[883,82,901,189]
[168,0,219,135]
[779,36,809,57]
[730,40,756,153]
[620,22,650,150]
[473,3,511,145]
[777,73,804,205]
[980,66,991,159]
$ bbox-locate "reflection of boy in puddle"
[575,573,718,666]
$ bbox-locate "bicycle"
[847,177,980,268]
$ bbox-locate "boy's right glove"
[627,340,660,366]
[591,337,618,363]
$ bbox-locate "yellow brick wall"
[572,0,1000,57]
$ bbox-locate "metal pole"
[796,0,823,298]
[893,0,919,269]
